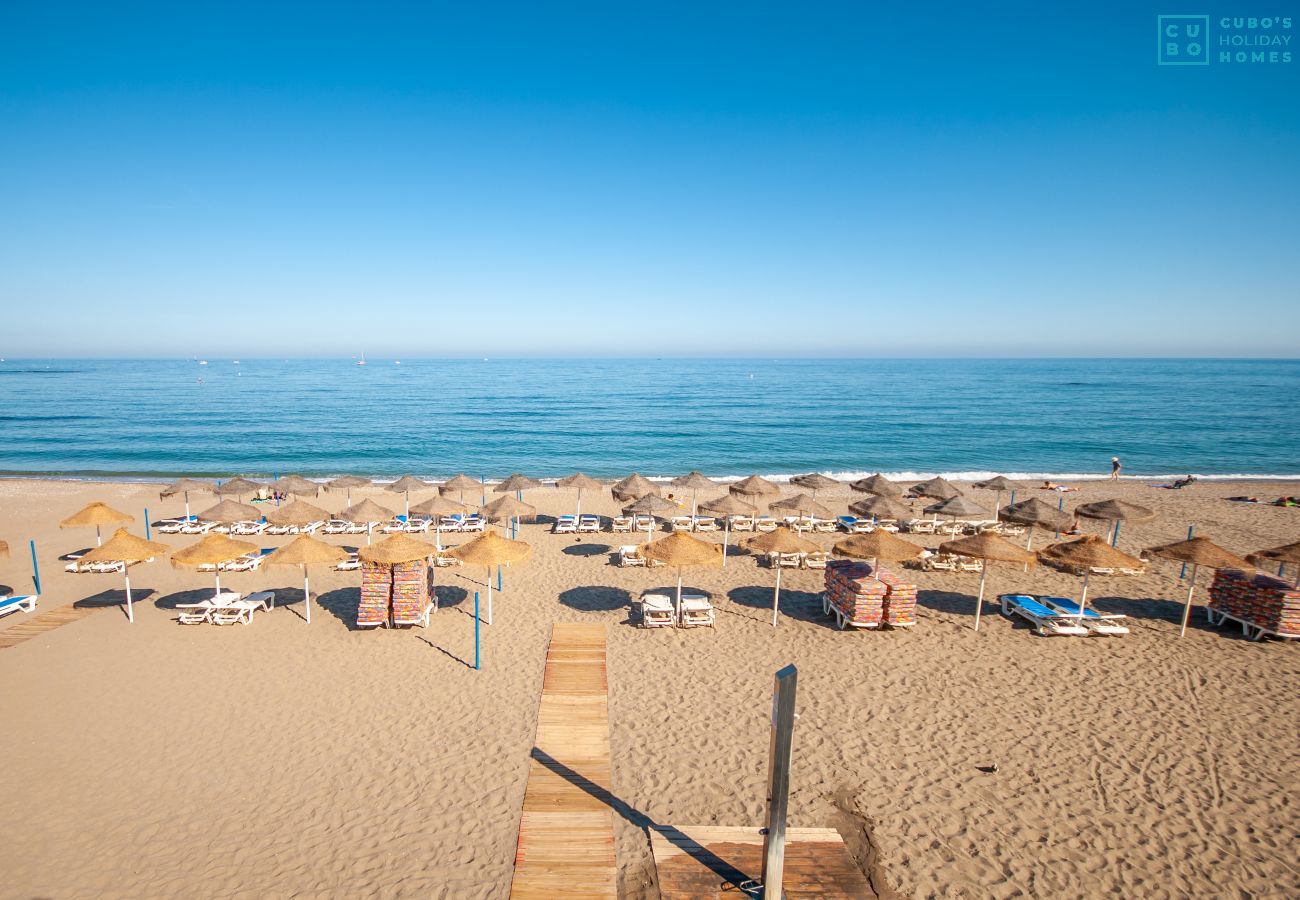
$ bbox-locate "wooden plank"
[651,825,874,899]
[0,602,100,650]
[510,623,616,898]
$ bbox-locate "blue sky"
[1,2,1297,357]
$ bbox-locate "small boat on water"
[357,352,367,367]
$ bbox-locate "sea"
[0,358,1296,483]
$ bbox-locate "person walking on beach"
[1111,456,1121,480]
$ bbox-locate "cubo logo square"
[1158,15,1210,64]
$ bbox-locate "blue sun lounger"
[1000,594,1088,636]
[0,594,39,619]
[1040,596,1130,635]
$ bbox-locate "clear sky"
[2,2,1297,358]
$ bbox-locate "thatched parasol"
[196,498,262,524]
[358,532,438,565]
[999,497,1074,553]
[770,493,833,520]
[386,476,432,517]
[791,473,839,498]
[440,474,481,505]
[640,532,724,623]
[744,528,821,626]
[339,497,397,544]
[495,473,543,495]
[832,531,924,570]
[410,495,467,548]
[78,527,169,623]
[909,476,961,501]
[215,477,263,500]
[445,531,531,625]
[266,535,348,625]
[848,495,910,521]
[61,502,134,546]
[265,500,332,527]
[851,474,902,497]
[729,475,780,504]
[1146,536,1256,636]
[698,493,757,565]
[671,471,718,517]
[1038,535,1144,621]
[924,495,990,531]
[481,494,537,541]
[623,494,678,544]
[557,473,603,518]
[275,475,321,497]
[326,475,371,505]
[1074,498,1155,546]
[938,532,1037,631]
[1248,541,1300,586]
[172,532,261,599]
[974,475,1015,510]
[612,473,660,502]
[159,478,214,519]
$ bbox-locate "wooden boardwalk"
[0,601,99,651]
[651,825,873,898]
[510,623,617,898]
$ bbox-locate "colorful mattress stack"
[390,559,429,622]
[823,559,886,627]
[1209,569,1300,637]
[359,561,391,627]
[875,568,919,627]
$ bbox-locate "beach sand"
[1,476,1298,898]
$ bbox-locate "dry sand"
[1,476,1298,898]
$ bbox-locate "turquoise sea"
[0,358,1296,481]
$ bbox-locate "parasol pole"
[576,488,583,521]
[1077,568,1092,622]
[303,564,312,625]
[973,563,988,631]
[124,567,134,623]
[96,525,103,546]
[675,569,684,626]
[1179,525,1194,579]
[772,565,783,627]
[1179,563,1198,637]
[722,517,730,566]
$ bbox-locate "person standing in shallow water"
[1111,456,1122,480]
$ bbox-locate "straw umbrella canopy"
[326,475,371,505]
[440,474,481,505]
[848,495,910,521]
[770,493,833,521]
[339,497,397,544]
[1074,498,1155,545]
[851,474,902,497]
[744,528,821,627]
[196,498,262,525]
[640,531,724,624]
[215,477,263,500]
[1147,537,1256,636]
[612,473,660,502]
[974,475,1015,510]
[910,476,961,501]
[832,531,925,570]
[61,502,134,546]
[265,500,332,527]
[172,532,260,600]
[265,535,347,625]
[410,495,467,549]
[999,497,1074,552]
[791,473,839,499]
[730,475,780,505]
[698,493,757,565]
[671,471,718,517]
[938,532,1038,631]
[924,495,991,532]
[78,527,169,623]
[358,532,438,565]
[1038,535,1144,622]
[557,473,603,518]
[445,531,531,625]
[1248,541,1300,586]
[386,476,431,517]
[481,494,537,538]
[495,473,543,495]
[159,478,214,520]
[275,475,321,497]
[623,494,678,544]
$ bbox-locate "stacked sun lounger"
[1208,569,1300,639]
[358,561,391,627]
[875,569,919,627]
[390,559,429,625]
[822,560,886,628]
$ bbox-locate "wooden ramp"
[651,826,873,899]
[510,623,616,898]
[0,601,99,651]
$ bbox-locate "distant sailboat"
[357,352,367,367]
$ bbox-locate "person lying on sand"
[1226,496,1259,503]
[1273,496,1300,508]
[1172,475,1197,489]
[1041,481,1079,492]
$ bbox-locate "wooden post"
[761,664,798,899]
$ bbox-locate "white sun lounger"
[670,516,694,532]
[554,515,578,534]
[210,591,275,626]
[177,591,243,625]
[804,551,829,569]
[1000,594,1089,636]
[1041,596,1130,635]
[618,545,646,567]
[322,519,351,534]
[611,516,633,533]
[0,594,38,618]
[770,552,803,568]
[679,594,715,628]
[578,515,600,533]
[460,516,485,532]
[335,553,360,571]
[638,592,675,628]
[755,517,778,533]
[728,515,754,532]
[392,602,435,628]
[231,520,267,535]
[692,516,718,532]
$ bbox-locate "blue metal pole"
[481,475,486,506]
[473,591,481,670]
[1179,525,1194,579]
[29,540,41,594]
[144,506,151,540]
[1112,519,1121,547]
[1008,490,1016,508]
[497,565,502,592]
